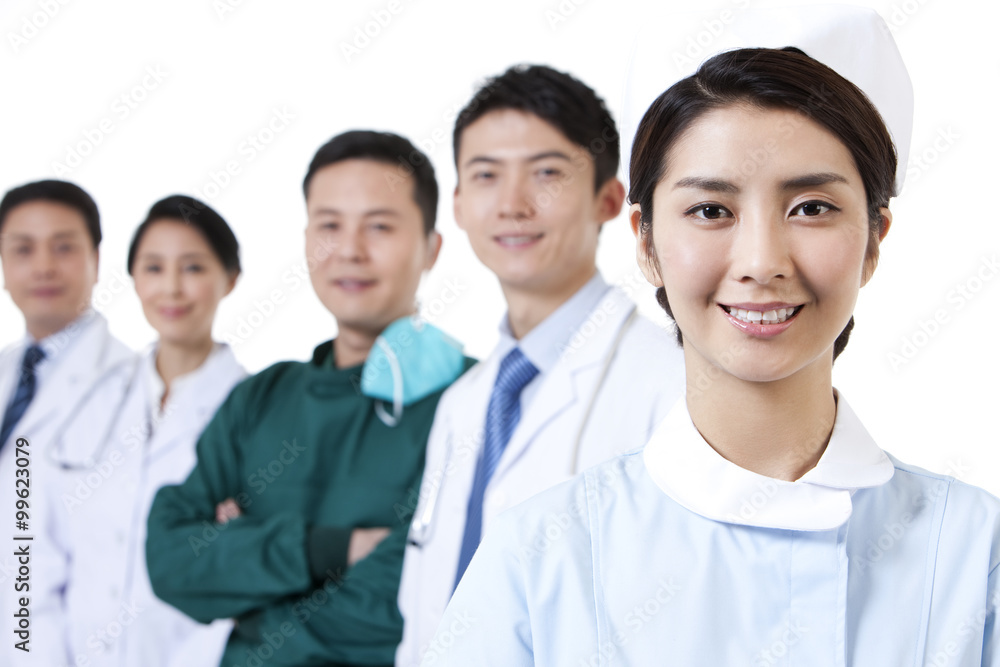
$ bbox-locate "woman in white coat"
[424,8,1000,666]
[54,195,247,667]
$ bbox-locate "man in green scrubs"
[146,131,474,667]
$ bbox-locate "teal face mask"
[360,316,466,427]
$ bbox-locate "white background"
[1,0,997,493]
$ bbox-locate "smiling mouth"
[494,233,543,248]
[334,279,376,291]
[159,306,192,318]
[720,304,804,324]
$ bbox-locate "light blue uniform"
[425,395,1000,666]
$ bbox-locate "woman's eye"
[472,171,495,182]
[142,264,161,273]
[537,168,563,179]
[183,264,205,273]
[687,205,732,220]
[792,201,836,216]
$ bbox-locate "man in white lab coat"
[395,65,686,666]
[0,180,133,666]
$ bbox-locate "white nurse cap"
[620,5,914,196]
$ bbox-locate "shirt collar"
[496,272,609,374]
[144,343,226,419]
[642,392,895,531]
[26,308,98,370]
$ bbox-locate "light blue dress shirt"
[424,394,1000,666]
[494,271,609,410]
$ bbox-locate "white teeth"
[498,235,539,245]
[726,306,797,324]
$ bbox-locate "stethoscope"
[407,305,639,548]
[45,351,142,471]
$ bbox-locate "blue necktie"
[454,347,538,588]
[0,344,45,450]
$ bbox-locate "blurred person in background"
[47,195,245,667]
[0,179,133,667]
[146,130,474,667]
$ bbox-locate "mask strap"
[373,337,404,428]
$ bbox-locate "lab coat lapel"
[492,288,635,482]
[16,314,130,441]
[449,351,500,457]
[0,341,25,418]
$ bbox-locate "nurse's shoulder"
[886,453,1000,564]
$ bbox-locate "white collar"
[643,392,894,531]
[24,308,99,368]
[143,342,228,420]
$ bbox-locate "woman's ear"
[878,207,892,242]
[629,203,663,288]
[861,207,892,287]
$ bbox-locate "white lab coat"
[427,395,1000,666]
[53,343,246,667]
[0,312,134,667]
[395,286,686,667]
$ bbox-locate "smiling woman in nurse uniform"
[423,7,1000,666]
[54,195,246,667]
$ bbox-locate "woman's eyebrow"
[672,176,739,193]
[780,172,849,190]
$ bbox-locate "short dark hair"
[453,64,620,192]
[629,48,897,361]
[303,130,438,235]
[0,179,102,248]
[127,195,241,276]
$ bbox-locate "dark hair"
[303,130,438,235]
[453,64,620,192]
[629,47,896,360]
[127,195,241,276]
[0,179,102,248]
